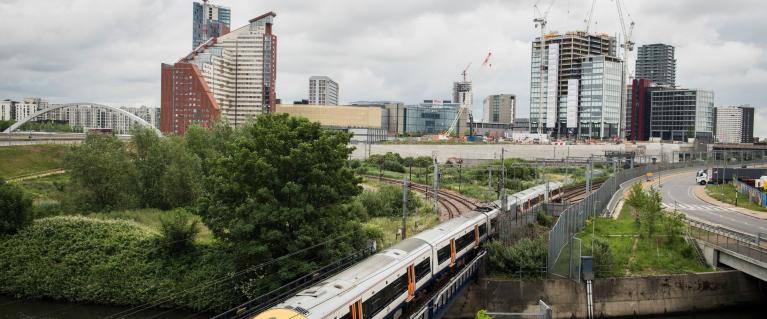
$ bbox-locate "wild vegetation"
[18,121,82,133]
[0,114,384,311]
[0,181,33,234]
[705,183,767,212]
[484,209,552,278]
[577,183,708,277]
[0,119,14,132]
[353,152,556,202]
[0,144,70,178]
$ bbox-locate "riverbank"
[0,295,211,319]
[446,271,766,318]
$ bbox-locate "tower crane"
[533,0,556,134]
[442,53,492,139]
[614,0,635,140]
[460,62,472,82]
[584,0,597,33]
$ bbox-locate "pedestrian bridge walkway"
[688,219,767,282]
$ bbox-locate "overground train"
[251,182,563,319]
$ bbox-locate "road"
[657,170,767,236]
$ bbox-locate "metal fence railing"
[547,151,767,279]
[686,218,767,263]
[486,300,552,319]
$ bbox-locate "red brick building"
[160,62,220,135]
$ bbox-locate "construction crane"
[533,0,556,134]
[614,0,635,140]
[442,53,492,139]
[460,62,472,82]
[584,0,597,33]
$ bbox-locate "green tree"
[159,137,202,208]
[131,127,165,208]
[640,188,663,238]
[0,120,14,132]
[184,122,233,174]
[0,181,33,234]
[196,114,366,297]
[64,133,139,211]
[625,182,646,208]
[130,127,202,209]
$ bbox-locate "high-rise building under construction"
[192,0,231,49]
[529,31,618,137]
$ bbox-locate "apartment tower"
[308,76,339,105]
[636,44,676,87]
[715,105,754,144]
[162,12,277,135]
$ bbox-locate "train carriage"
[250,182,561,319]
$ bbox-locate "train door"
[350,299,363,319]
[450,239,456,267]
[473,225,479,248]
[406,264,415,302]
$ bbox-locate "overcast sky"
[1,0,765,135]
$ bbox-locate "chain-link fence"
[496,203,547,244]
[547,151,767,279]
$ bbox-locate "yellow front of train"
[251,308,308,319]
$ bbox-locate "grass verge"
[0,144,70,178]
[577,205,709,276]
[705,184,767,212]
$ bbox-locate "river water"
[0,296,211,319]
[0,296,763,319]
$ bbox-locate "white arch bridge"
[3,103,162,136]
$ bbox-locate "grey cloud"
[1,0,766,136]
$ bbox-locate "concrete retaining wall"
[445,271,765,318]
[352,144,684,162]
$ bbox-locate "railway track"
[558,180,605,203]
[366,176,479,220]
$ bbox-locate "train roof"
[276,237,430,314]
[410,211,487,244]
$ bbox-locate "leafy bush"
[382,160,406,173]
[159,209,200,256]
[0,182,33,234]
[0,216,240,310]
[357,185,420,218]
[592,238,615,278]
[476,310,493,319]
[485,238,547,277]
[535,210,552,227]
[349,159,362,169]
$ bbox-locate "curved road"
[657,170,767,236]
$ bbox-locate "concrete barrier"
[445,271,765,318]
